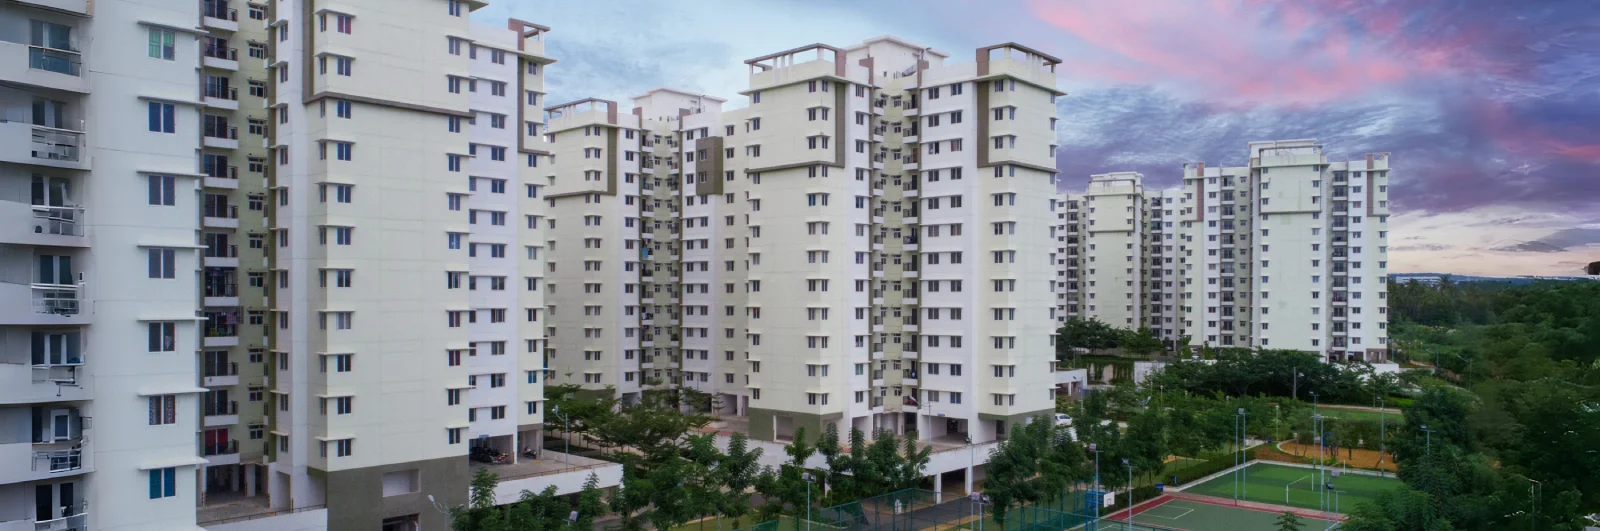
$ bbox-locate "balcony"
[203,400,239,427]
[0,42,86,93]
[203,123,240,150]
[204,244,238,267]
[16,0,90,15]
[0,282,85,326]
[0,202,85,247]
[33,448,84,475]
[30,511,87,531]
[202,82,239,110]
[203,361,239,387]
[202,44,239,71]
[203,321,239,348]
[202,0,240,32]
[203,204,240,229]
[202,440,240,466]
[0,121,87,170]
[0,353,88,404]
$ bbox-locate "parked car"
[1054,413,1073,426]
[469,446,508,464]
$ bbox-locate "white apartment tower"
[1056,140,1391,362]
[1,1,215,530]
[262,0,555,529]
[545,37,1064,445]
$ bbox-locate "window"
[148,29,176,60]
[148,395,177,425]
[148,322,176,352]
[148,175,176,206]
[147,248,176,279]
[147,102,176,133]
[334,99,352,118]
[148,467,178,499]
[448,427,464,444]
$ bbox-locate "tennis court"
[1184,462,1401,513]
[1092,497,1340,531]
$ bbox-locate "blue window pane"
[163,467,176,497]
[148,469,161,498]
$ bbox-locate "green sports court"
[1090,497,1341,531]
[1184,462,1403,513]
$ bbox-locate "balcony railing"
[204,400,238,417]
[204,124,238,140]
[205,244,238,258]
[28,125,83,162]
[32,205,83,236]
[204,361,239,377]
[204,164,238,179]
[203,0,237,20]
[205,323,238,338]
[203,45,238,61]
[33,510,87,531]
[32,284,80,316]
[33,449,82,473]
[202,439,239,456]
[29,47,81,76]
[204,204,239,220]
[204,82,238,101]
[204,279,237,298]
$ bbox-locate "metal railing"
[204,82,238,101]
[205,322,238,338]
[203,439,239,456]
[33,511,86,531]
[204,203,238,219]
[30,126,82,162]
[204,279,237,298]
[203,45,238,61]
[33,449,82,473]
[204,123,238,140]
[29,47,81,76]
[204,400,238,417]
[32,285,80,315]
[205,243,238,258]
[32,205,83,236]
[203,0,237,20]
[204,361,239,377]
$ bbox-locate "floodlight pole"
[1123,458,1134,525]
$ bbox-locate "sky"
[475,0,1600,277]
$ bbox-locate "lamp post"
[1238,408,1248,501]
[1089,443,1102,523]
[803,472,815,531]
[1527,478,1542,531]
[1312,413,1324,513]
[1123,458,1133,526]
[551,405,570,464]
[1377,396,1386,476]
[1420,424,1432,456]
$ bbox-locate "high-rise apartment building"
[261,1,561,528]
[1,1,212,529]
[1054,140,1392,362]
[544,36,1065,445]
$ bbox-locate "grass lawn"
[666,515,763,531]
[1186,462,1402,513]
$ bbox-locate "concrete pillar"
[231,464,241,491]
[934,471,943,495]
[246,464,257,497]
[964,466,973,494]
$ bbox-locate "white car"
[1053,413,1073,426]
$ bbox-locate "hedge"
[1166,447,1259,486]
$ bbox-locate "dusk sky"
[476,0,1600,277]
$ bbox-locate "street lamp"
[1527,477,1542,531]
[1238,408,1248,501]
[1122,458,1134,525]
[802,472,815,531]
[1420,424,1433,456]
[551,405,570,464]
[1377,396,1386,476]
[1088,443,1102,523]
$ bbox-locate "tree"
[1056,317,1121,360]
[1119,327,1165,357]
[1275,511,1304,531]
[717,432,765,526]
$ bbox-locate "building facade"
[1054,140,1392,363]
[542,37,1065,445]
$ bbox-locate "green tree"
[1056,317,1121,360]
[453,467,510,531]
[1275,511,1303,531]
[1119,327,1166,357]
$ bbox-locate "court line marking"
[1143,506,1193,520]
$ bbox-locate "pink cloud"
[1024,0,1482,105]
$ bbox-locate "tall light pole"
[551,405,570,464]
[803,472,815,531]
[1528,477,1542,531]
[1312,413,1324,513]
[1123,458,1134,525]
[1420,424,1433,456]
[1239,408,1249,501]
[1377,396,1386,476]
[1089,443,1102,523]
[1420,424,1435,529]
